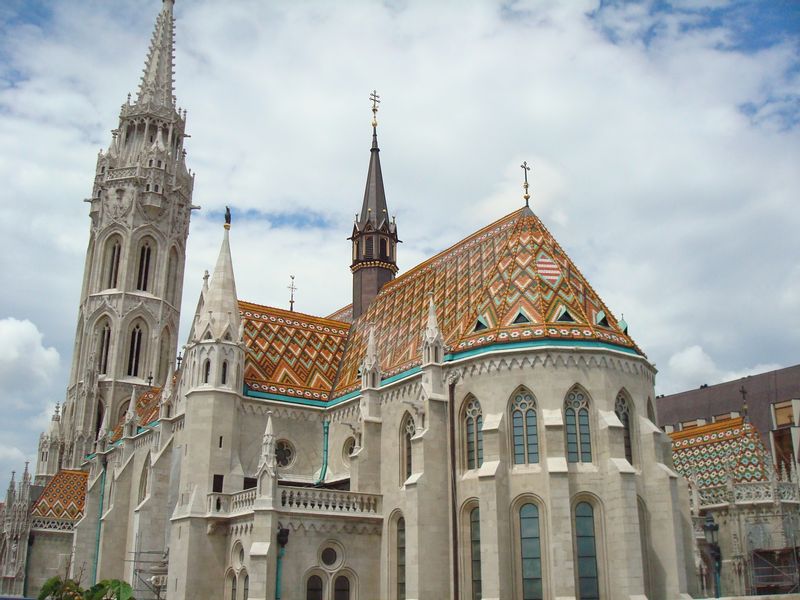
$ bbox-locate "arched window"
[166,247,179,305]
[574,502,599,600]
[519,503,543,600]
[203,360,211,384]
[401,413,415,482]
[230,573,237,600]
[97,321,112,375]
[240,572,249,600]
[397,517,406,600]
[564,387,591,463]
[646,397,656,423]
[138,460,149,504]
[157,330,170,386]
[464,397,483,470]
[104,237,122,289]
[306,575,323,600]
[136,239,154,291]
[614,393,633,464]
[333,576,350,600]
[469,507,482,600]
[365,237,374,259]
[511,389,539,464]
[221,361,228,386]
[380,238,388,260]
[127,323,145,377]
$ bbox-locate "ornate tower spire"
[350,91,399,319]
[136,0,176,108]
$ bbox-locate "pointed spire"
[136,0,176,108]
[258,411,276,475]
[423,295,442,344]
[365,326,378,370]
[193,218,240,340]
[358,91,389,229]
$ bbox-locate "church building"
[1,1,698,599]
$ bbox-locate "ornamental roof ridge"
[239,300,351,329]
[669,416,746,443]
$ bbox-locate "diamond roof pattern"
[31,470,88,521]
[240,301,350,402]
[110,387,163,442]
[670,417,772,488]
[330,207,639,398]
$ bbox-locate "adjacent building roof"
[240,300,351,403]
[30,470,88,521]
[110,388,163,442]
[330,207,639,398]
[669,417,772,489]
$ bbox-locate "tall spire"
[136,0,176,108]
[193,217,241,341]
[358,90,389,229]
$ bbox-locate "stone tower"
[349,95,399,319]
[38,0,194,475]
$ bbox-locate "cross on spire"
[288,275,297,312]
[739,385,749,418]
[370,90,380,128]
[520,161,531,207]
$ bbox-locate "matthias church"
[0,1,698,598]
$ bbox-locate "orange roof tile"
[31,470,88,521]
[110,387,162,442]
[331,208,639,398]
[240,300,351,402]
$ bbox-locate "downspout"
[274,545,286,599]
[314,420,330,486]
[448,381,460,600]
[22,535,33,597]
[91,458,107,585]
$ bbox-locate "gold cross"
[521,161,531,207]
[370,90,380,127]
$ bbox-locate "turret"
[350,91,399,319]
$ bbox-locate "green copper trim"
[446,338,641,361]
[92,464,107,584]
[315,420,330,486]
[243,387,328,407]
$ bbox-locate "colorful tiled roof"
[110,387,163,442]
[331,207,639,398]
[670,417,772,488]
[240,300,351,402]
[31,470,88,520]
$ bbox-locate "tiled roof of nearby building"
[669,417,772,488]
[331,207,639,398]
[30,470,88,520]
[110,387,162,442]
[240,300,351,402]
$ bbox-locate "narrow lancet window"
[470,507,482,600]
[615,393,633,464]
[574,502,600,600]
[136,240,153,291]
[127,324,143,377]
[98,322,112,374]
[397,517,406,600]
[511,389,539,464]
[464,397,483,470]
[520,503,543,600]
[565,387,592,463]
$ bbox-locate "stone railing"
[279,486,381,517]
[691,481,800,510]
[231,488,257,512]
[107,166,137,180]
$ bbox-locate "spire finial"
[370,90,380,129]
[224,206,231,230]
[520,161,531,207]
[288,275,297,312]
[739,385,748,420]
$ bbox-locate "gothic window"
[240,572,249,600]
[469,507,482,600]
[138,460,150,504]
[136,239,154,291]
[519,503,543,600]
[166,247,179,305]
[276,440,294,468]
[401,413,415,482]
[127,323,145,377]
[564,387,592,463]
[333,576,350,600]
[306,575,323,600]
[614,393,633,464]
[511,389,539,465]
[397,517,406,600]
[104,237,122,289]
[221,361,229,386]
[203,360,211,384]
[230,573,237,600]
[380,238,388,260]
[464,397,483,470]
[365,237,374,259]
[574,502,600,600]
[343,437,356,463]
[97,321,112,375]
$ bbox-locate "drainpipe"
[91,457,107,585]
[275,528,289,600]
[22,535,33,597]
[448,381,460,600]
[314,420,330,486]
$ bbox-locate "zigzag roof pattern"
[31,470,88,521]
[240,301,350,402]
[670,417,772,488]
[330,207,639,398]
[110,388,162,442]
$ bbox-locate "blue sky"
[0,0,798,489]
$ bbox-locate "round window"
[321,547,337,566]
[343,437,356,463]
[275,440,294,468]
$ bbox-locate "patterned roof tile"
[31,470,88,521]
[110,388,162,442]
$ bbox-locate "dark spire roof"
[357,125,390,230]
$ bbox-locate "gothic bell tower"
[350,91,399,319]
[44,0,195,473]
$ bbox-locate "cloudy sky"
[0,0,798,486]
